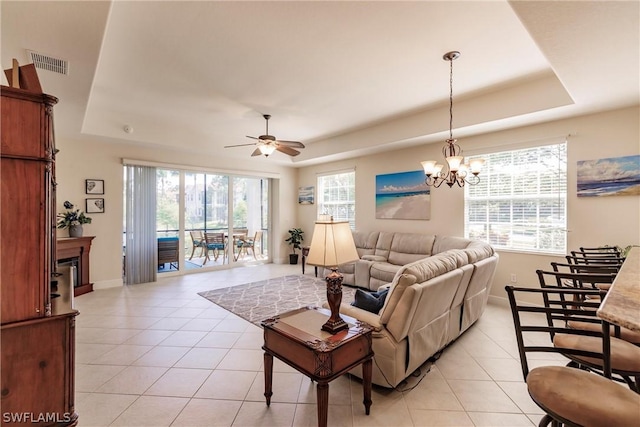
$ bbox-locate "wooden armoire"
[1,85,79,426]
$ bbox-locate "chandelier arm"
[463,174,481,186]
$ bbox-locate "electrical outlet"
[510,273,517,283]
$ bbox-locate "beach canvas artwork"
[376,170,430,220]
[298,186,314,204]
[577,154,640,197]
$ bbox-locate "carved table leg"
[362,358,372,415]
[316,381,329,427]
[264,352,273,406]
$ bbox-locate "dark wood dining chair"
[506,285,640,427]
[536,270,640,392]
[546,265,640,346]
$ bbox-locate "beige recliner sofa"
[323,232,498,388]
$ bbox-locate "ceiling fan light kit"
[421,51,485,188]
[224,114,305,158]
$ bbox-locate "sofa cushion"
[402,253,460,283]
[370,262,402,284]
[387,233,435,265]
[362,255,387,262]
[463,241,495,263]
[438,249,469,267]
[353,231,380,258]
[374,232,394,259]
[351,288,389,314]
[379,274,417,324]
[432,235,472,254]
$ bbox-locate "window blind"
[317,170,356,229]
[464,142,567,254]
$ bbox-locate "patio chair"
[157,237,179,270]
[188,230,205,260]
[235,231,263,260]
[203,232,226,264]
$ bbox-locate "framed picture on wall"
[298,186,314,204]
[577,154,640,197]
[85,179,104,195]
[86,198,105,214]
[375,170,430,220]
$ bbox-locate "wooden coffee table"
[261,306,373,427]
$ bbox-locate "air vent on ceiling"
[27,50,68,75]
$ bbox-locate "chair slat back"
[205,232,225,246]
[505,286,611,381]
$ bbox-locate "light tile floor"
[74,263,551,426]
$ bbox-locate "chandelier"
[421,51,484,188]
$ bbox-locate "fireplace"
[56,236,95,296]
[57,257,79,289]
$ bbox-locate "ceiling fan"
[224,114,305,157]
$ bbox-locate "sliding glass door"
[125,166,270,280]
[156,169,180,273]
[184,172,230,268]
[231,177,269,262]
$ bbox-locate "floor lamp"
[306,217,359,334]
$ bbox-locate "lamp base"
[321,268,349,334]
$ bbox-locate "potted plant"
[285,228,304,264]
[57,200,92,237]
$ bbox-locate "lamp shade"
[306,220,359,268]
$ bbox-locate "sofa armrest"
[355,259,376,290]
[362,254,387,262]
[321,302,383,332]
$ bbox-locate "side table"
[301,246,318,276]
[261,306,373,427]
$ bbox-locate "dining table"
[597,246,640,332]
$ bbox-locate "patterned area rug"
[198,274,358,326]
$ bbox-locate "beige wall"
[296,106,640,302]
[54,106,638,294]
[55,139,297,288]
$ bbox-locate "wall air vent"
[27,50,68,75]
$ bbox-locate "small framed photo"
[86,198,105,214]
[85,179,104,195]
[298,186,314,204]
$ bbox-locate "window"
[464,142,567,254]
[317,170,355,229]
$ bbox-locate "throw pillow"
[351,288,389,314]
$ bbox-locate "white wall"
[296,106,640,301]
[55,138,297,288]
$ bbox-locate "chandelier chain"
[449,57,454,141]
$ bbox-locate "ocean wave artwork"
[376,170,430,219]
[577,154,640,197]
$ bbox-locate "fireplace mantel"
[57,236,95,297]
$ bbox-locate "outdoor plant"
[57,200,92,229]
[285,228,304,254]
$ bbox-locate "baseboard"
[487,294,509,307]
[93,278,123,290]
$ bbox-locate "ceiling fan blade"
[251,148,263,157]
[224,143,258,148]
[276,145,301,157]
[276,140,305,148]
[246,135,261,141]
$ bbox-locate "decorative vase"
[289,253,299,265]
[69,224,83,238]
